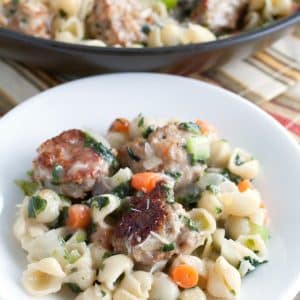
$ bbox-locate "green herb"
[240,256,268,275]
[101,290,106,297]
[162,184,175,203]
[87,222,97,236]
[28,196,47,218]
[102,251,113,259]
[143,126,154,139]
[12,0,19,4]
[127,147,141,162]
[230,290,236,296]
[52,164,64,185]
[138,116,144,127]
[235,154,244,166]
[27,170,33,177]
[207,184,220,195]
[162,243,175,252]
[222,169,243,184]
[215,207,223,214]
[66,283,82,294]
[112,182,132,198]
[141,24,151,35]
[51,206,68,228]
[181,215,199,232]
[178,122,200,134]
[176,188,201,209]
[84,132,118,169]
[59,9,67,18]
[165,171,182,180]
[89,196,110,210]
[15,180,39,196]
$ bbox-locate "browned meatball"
[86,0,149,46]
[1,0,52,39]
[32,129,116,199]
[191,0,248,33]
[118,124,205,189]
[112,183,205,266]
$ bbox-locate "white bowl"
[0,73,299,300]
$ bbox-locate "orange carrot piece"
[238,179,252,192]
[195,119,215,135]
[67,204,91,230]
[170,264,199,289]
[110,118,130,133]
[131,172,161,193]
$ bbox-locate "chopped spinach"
[235,154,244,166]
[102,251,113,259]
[162,243,175,252]
[64,249,80,264]
[101,290,107,297]
[141,24,151,35]
[89,196,110,210]
[28,196,47,218]
[15,180,39,196]
[162,184,175,203]
[52,164,64,185]
[142,126,154,138]
[215,207,223,214]
[222,169,243,184]
[84,132,118,169]
[66,283,82,294]
[178,122,200,134]
[176,187,201,209]
[112,182,133,198]
[181,215,199,232]
[244,256,268,268]
[165,171,182,180]
[59,9,67,18]
[206,184,220,195]
[51,206,68,228]
[127,146,141,162]
[138,116,144,127]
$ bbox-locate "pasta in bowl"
[13,114,270,300]
[0,0,298,48]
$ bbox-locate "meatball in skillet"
[86,0,150,46]
[32,129,117,199]
[191,0,248,33]
[0,0,52,39]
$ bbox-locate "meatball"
[118,124,205,189]
[112,183,205,265]
[1,0,52,38]
[86,0,149,46]
[191,0,248,33]
[33,129,115,199]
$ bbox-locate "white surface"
[0,73,299,300]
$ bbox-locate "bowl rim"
[0,11,299,55]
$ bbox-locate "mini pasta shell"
[207,256,241,300]
[22,257,66,296]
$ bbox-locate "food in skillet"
[0,0,298,47]
[14,115,269,299]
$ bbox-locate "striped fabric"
[1,28,300,145]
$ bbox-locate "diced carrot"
[131,172,161,193]
[170,264,199,289]
[67,204,91,230]
[238,179,252,192]
[110,118,130,133]
[195,119,215,135]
